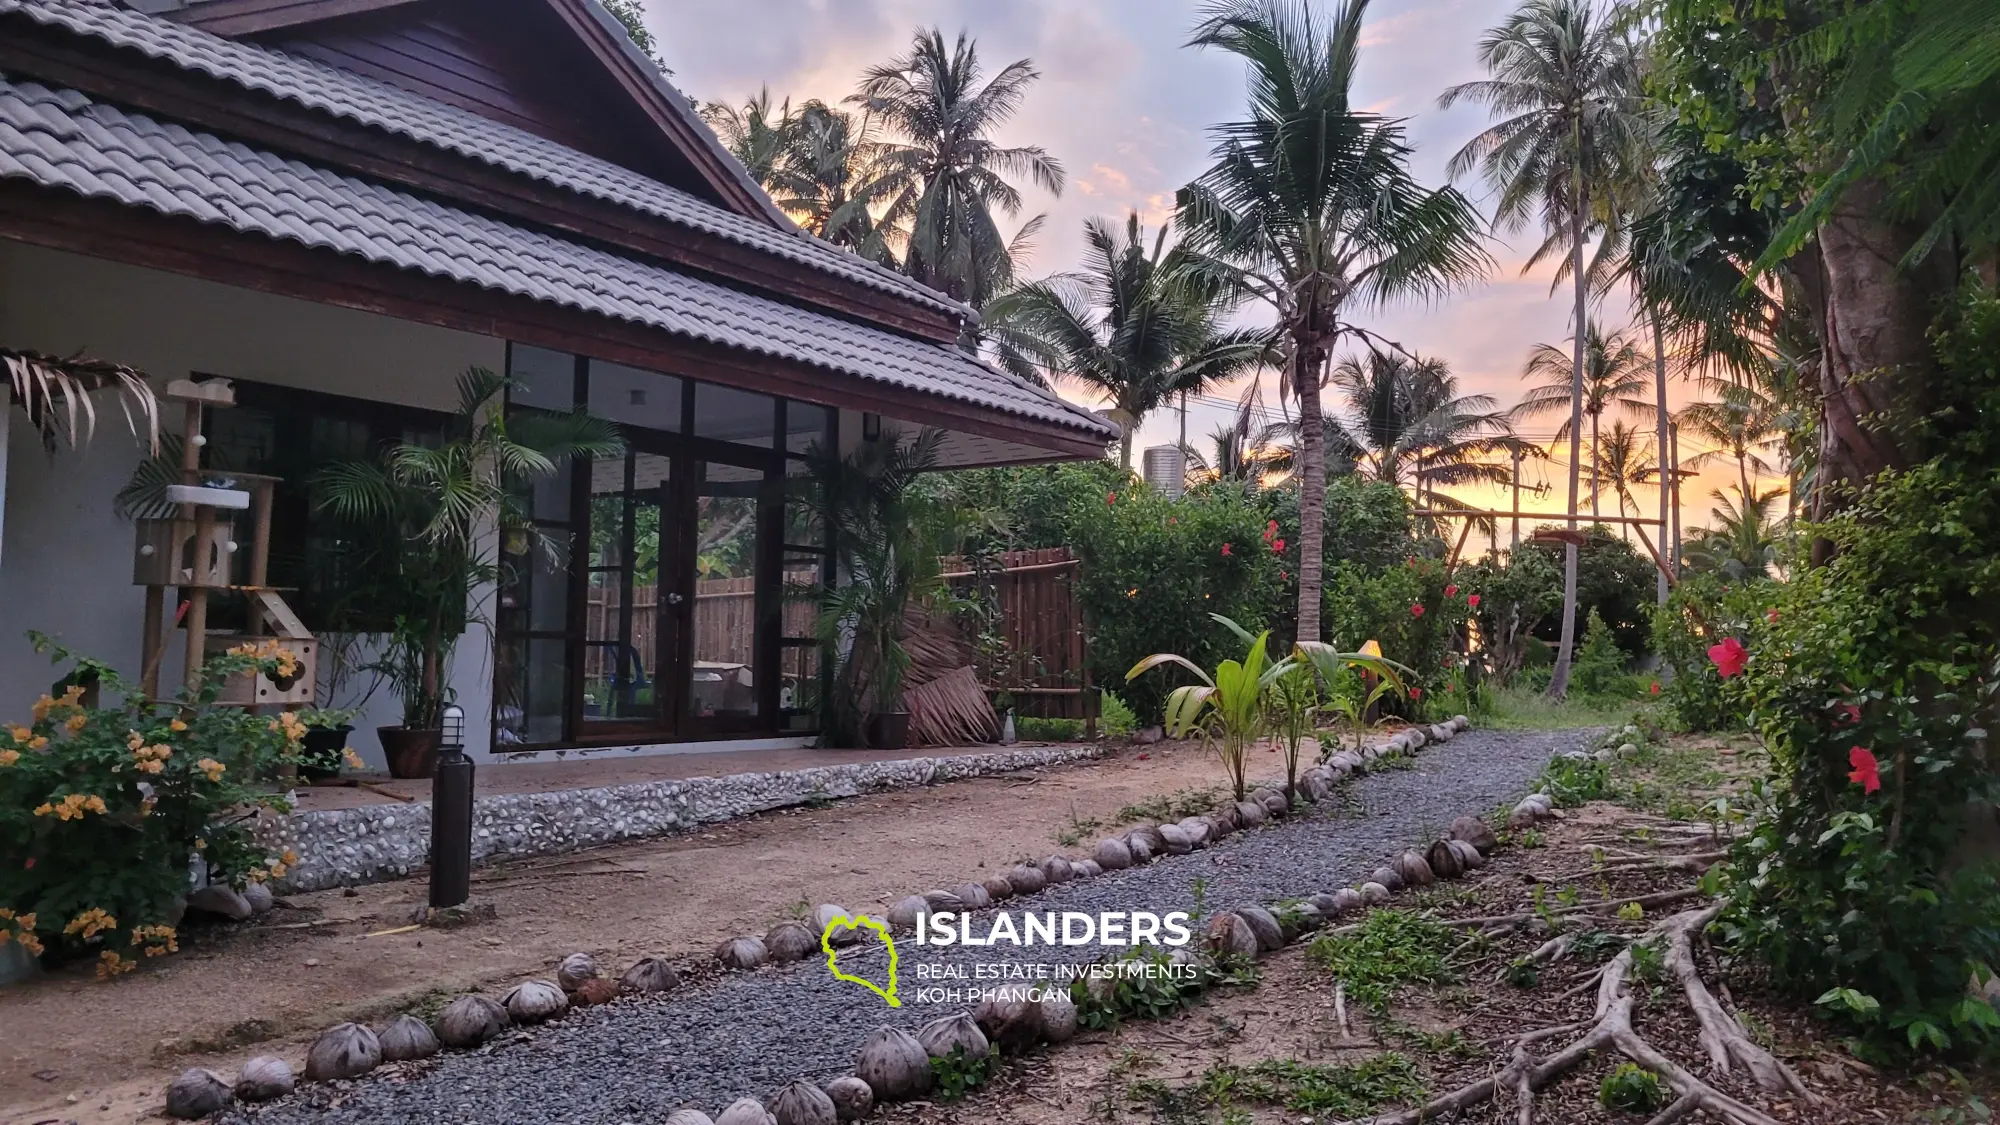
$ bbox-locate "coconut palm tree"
[1330,350,1522,513]
[1682,483,1786,582]
[1439,0,1645,698]
[769,102,904,263]
[700,89,799,187]
[1512,325,1653,520]
[1178,0,1490,645]
[982,214,1270,467]
[851,29,1066,308]
[1676,384,1785,505]
[1589,419,1657,541]
[3,347,157,455]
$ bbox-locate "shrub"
[1599,1062,1666,1112]
[1569,609,1629,696]
[1650,573,1772,732]
[0,635,327,976]
[1520,527,1657,659]
[1322,554,1461,708]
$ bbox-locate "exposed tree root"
[1662,906,1816,1100]
[1442,887,1705,932]
[1337,904,1797,1125]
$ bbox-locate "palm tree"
[1330,351,1520,511]
[983,214,1269,467]
[1440,0,1645,698]
[1181,390,1299,487]
[769,102,904,263]
[1676,384,1784,505]
[851,29,1066,308]
[1512,325,1652,520]
[1179,0,1489,645]
[1589,419,1657,540]
[700,89,799,187]
[3,347,157,455]
[1682,483,1786,582]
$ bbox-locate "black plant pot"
[379,726,443,780]
[868,711,910,751]
[300,724,354,782]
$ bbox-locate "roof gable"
[156,0,786,227]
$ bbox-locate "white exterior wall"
[0,241,502,766]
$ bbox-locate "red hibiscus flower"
[1107,492,1116,505]
[1649,680,1661,696]
[1267,519,1279,535]
[1848,746,1881,794]
[1707,637,1748,678]
[1467,594,1481,609]
[1409,687,1423,701]
[1445,584,1459,597]
[1272,538,1286,552]
[1280,570,1289,580]
[1835,702,1862,725]
[1221,543,1232,557]
[1765,608,1779,624]
[1410,604,1425,618]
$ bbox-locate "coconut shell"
[1157,823,1192,855]
[165,1068,232,1119]
[1257,789,1288,816]
[1508,801,1542,830]
[825,1076,874,1121]
[1214,803,1244,831]
[1371,864,1406,891]
[1427,838,1466,879]
[555,951,600,992]
[768,1079,838,1125]
[572,977,618,1006]
[1525,793,1555,813]
[974,983,1044,1053]
[1176,817,1212,847]
[1234,799,1267,828]
[766,921,819,964]
[1071,859,1103,877]
[377,1013,441,1061]
[1448,838,1485,869]
[855,1026,933,1100]
[813,904,859,946]
[503,979,569,1024]
[922,889,966,911]
[1038,987,1078,1043]
[1126,834,1155,864]
[1129,824,1167,854]
[1308,892,1343,918]
[434,995,509,1048]
[886,895,930,931]
[234,1056,293,1102]
[1359,881,1391,905]
[1005,864,1047,896]
[304,1021,381,1081]
[917,1011,990,1060]
[718,936,770,969]
[1038,856,1074,884]
[1204,912,1260,958]
[980,874,1016,901]
[1301,774,1331,802]
[620,956,682,994]
[1236,906,1285,952]
[1397,850,1437,886]
[1331,888,1364,915]
[950,881,993,910]
[1278,902,1323,940]
[716,1097,778,1125]
[1448,815,1498,853]
[665,1112,717,1125]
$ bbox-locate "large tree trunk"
[1651,306,1670,604]
[1548,198,1588,700]
[1294,341,1327,645]
[1589,411,1601,520]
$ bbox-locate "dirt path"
[4,735,1264,1124]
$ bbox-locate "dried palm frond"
[2,348,159,452]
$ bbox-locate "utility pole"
[1668,422,1683,574]
[1510,446,1523,551]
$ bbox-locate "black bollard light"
[430,704,474,909]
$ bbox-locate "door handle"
[665,593,685,605]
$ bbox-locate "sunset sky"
[648,0,1753,538]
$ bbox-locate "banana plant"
[1127,615,1293,801]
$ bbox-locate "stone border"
[252,745,1105,893]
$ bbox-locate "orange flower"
[9,726,31,744]
[65,908,118,940]
[170,718,188,732]
[96,950,134,979]
[27,736,47,750]
[0,749,17,767]
[64,713,87,734]
[195,758,226,782]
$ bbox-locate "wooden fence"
[583,575,815,681]
[943,546,1095,724]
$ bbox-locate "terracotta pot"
[378,726,443,779]
[868,711,910,750]
[300,725,353,783]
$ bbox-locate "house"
[0,0,1114,764]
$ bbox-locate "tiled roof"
[0,75,1114,439]
[0,0,970,320]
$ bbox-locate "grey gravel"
[228,727,1585,1125]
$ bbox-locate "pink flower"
[1467,594,1481,609]
[1272,538,1286,552]
[1445,584,1459,597]
[1410,604,1425,618]
[1765,608,1779,624]
[1409,687,1423,701]
[1267,520,1279,536]
[1107,492,1117,505]
[1835,702,1862,725]
[1707,637,1748,678]
[1649,680,1661,696]
[1849,746,1881,794]
[1280,570,1289,580]
[1221,543,1232,557]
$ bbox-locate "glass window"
[695,383,776,448]
[784,401,832,456]
[495,636,568,746]
[508,344,577,411]
[588,360,684,433]
[689,461,763,720]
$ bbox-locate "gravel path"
[232,727,1589,1124]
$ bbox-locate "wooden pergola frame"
[1414,509,1679,588]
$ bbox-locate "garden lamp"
[429,703,474,909]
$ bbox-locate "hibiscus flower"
[1848,746,1881,794]
[1410,604,1425,618]
[1707,637,1748,678]
[1467,594,1481,609]
[1444,584,1459,597]
[1221,543,1232,557]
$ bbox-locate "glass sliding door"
[581,449,674,734]
[681,458,767,732]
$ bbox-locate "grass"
[1115,786,1226,826]
[1477,684,1645,730]
[1610,737,1741,819]
[1127,1053,1425,1122]
[1307,909,1457,1010]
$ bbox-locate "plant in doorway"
[313,368,622,777]
[805,427,947,748]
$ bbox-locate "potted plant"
[297,708,361,782]
[806,428,946,749]
[314,368,621,777]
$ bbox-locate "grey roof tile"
[0,75,1113,440]
[0,0,969,320]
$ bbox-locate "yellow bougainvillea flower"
[342,747,365,769]
[196,758,225,782]
[170,718,188,732]
[64,713,87,734]
[10,726,32,744]
[0,749,18,767]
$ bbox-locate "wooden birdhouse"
[205,592,318,707]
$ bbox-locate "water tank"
[1142,445,1186,499]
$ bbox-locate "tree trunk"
[1589,411,1601,521]
[1548,189,1588,701]
[1294,342,1327,645]
[1650,305,1670,604]
[1119,424,1135,471]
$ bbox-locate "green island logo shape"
[822,914,900,1008]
